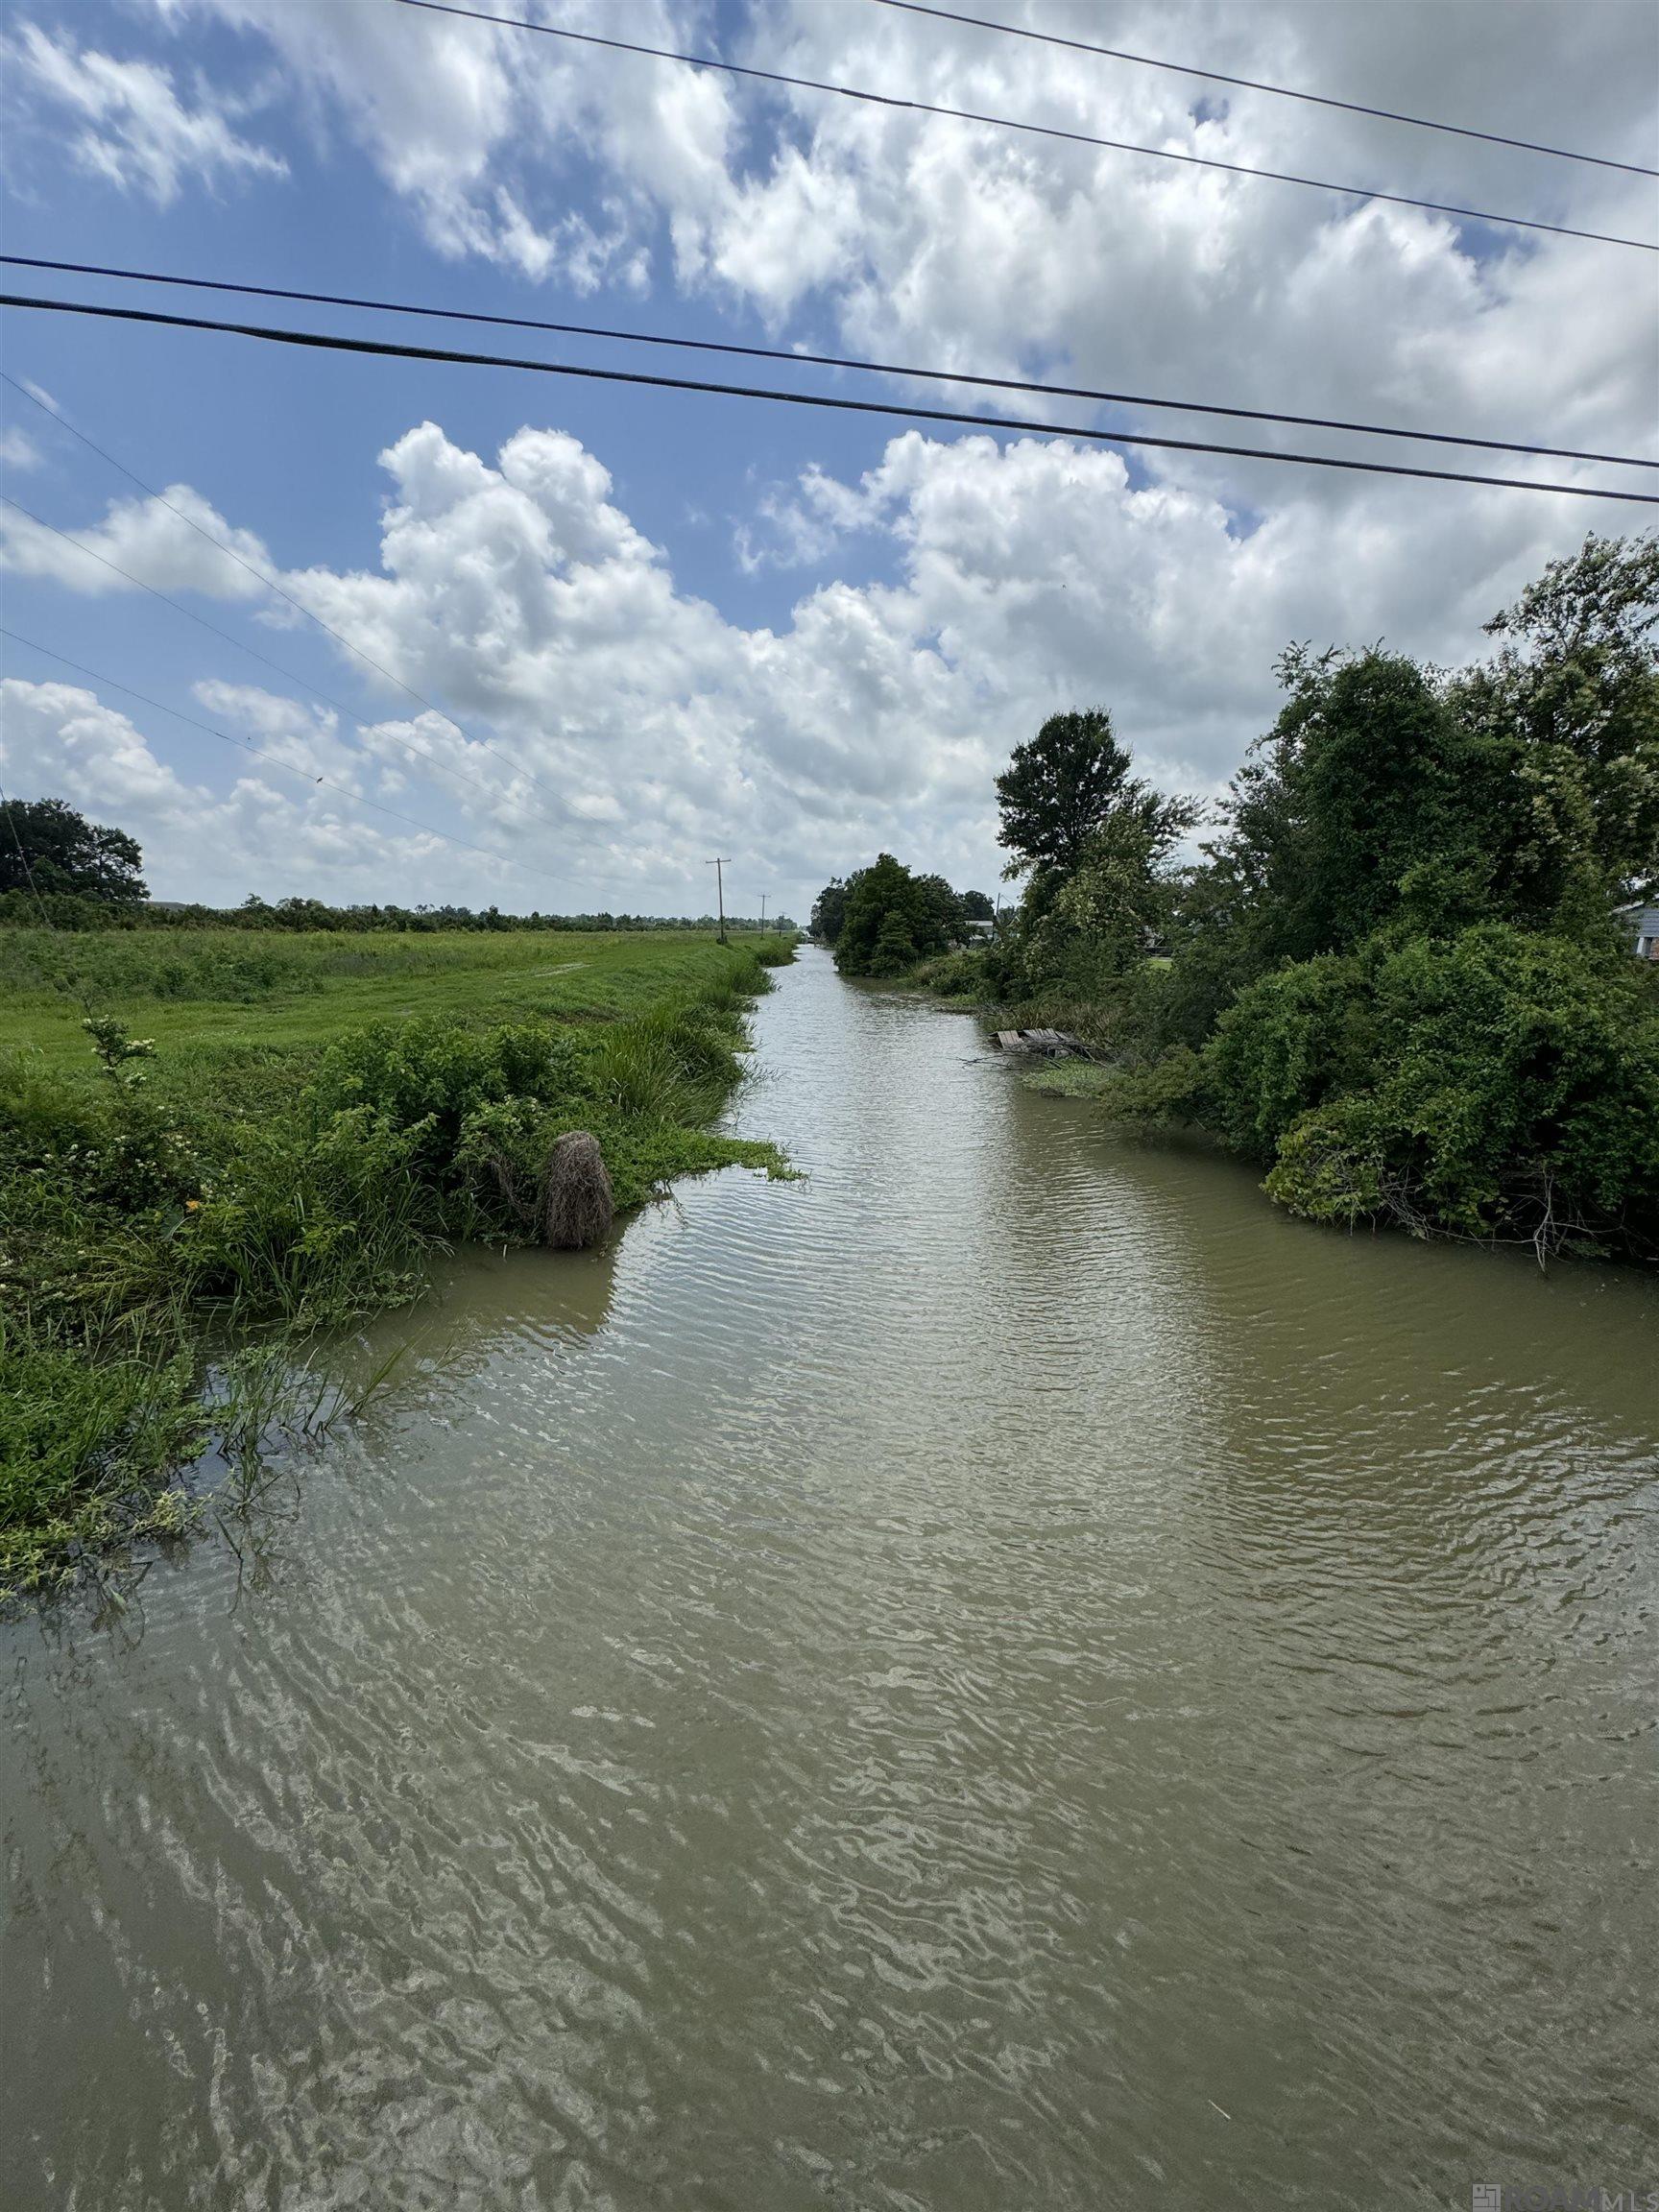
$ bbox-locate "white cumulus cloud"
[2,18,285,204]
[0,485,275,601]
[6,411,1629,916]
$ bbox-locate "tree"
[997,709,1141,878]
[959,889,995,922]
[988,708,1199,1001]
[833,854,960,976]
[810,878,849,944]
[0,797,148,907]
[1448,531,1659,915]
[1222,648,1484,965]
[911,872,966,950]
[869,910,919,976]
[1049,794,1199,951]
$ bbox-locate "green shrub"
[310,1017,580,1160]
[180,1111,433,1324]
[912,950,992,998]
[1203,953,1378,1156]
[1209,926,1659,1253]
[0,1031,199,1217]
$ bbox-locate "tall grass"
[589,998,747,1124]
[0,926,787,1062]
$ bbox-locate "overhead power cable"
[7,254,1652,474]
[871,0,1659,179]
[0,492,553,820]
[4,291,1655,505]
[0,627,576,894]
[392,0,1658,254]
[0,369,569,807]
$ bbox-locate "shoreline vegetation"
[0,922,795,1599]
[816,532,1659,1270]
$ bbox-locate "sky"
[0,0,1654,924]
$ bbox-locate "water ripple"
[3,951,1656,2210]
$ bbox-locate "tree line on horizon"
[814,531,1659,1263]
[0,802,797,936]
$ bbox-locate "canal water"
[3,948,1655,2210]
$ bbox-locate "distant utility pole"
[757,893,769,934]
[708,856,733,944]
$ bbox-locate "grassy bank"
[1,927,794,1597]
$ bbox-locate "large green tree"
[810,878,849,945]
[1449,531,1659,922]
[1224,647,1485,966]
[833,854,963,976]
[989,709,1198,1002]
[997,709,1143,878]
[0,797,148,907]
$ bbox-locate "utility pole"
[757,893,769,935]
[708,856,733,944]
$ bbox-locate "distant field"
[0,927,757,1071]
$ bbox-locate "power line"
[871,0,1659,179]
[8,254,1652,474]
[0,370,570,808]
[0,627,581,895]
[393,0,1658,255]
[5,290,1655,505]
[0,493,564,822]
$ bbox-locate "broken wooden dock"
[994,1027,1093,1059]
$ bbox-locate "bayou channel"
[3,947,1655,2209]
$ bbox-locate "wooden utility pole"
[708,856,733,943]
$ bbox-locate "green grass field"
[1,925,794,1596]
[0,927,766,1068]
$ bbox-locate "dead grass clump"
[541,1129,614,1249]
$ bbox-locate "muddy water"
[3,948,1656,2210]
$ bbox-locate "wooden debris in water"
[994,1027,1094,1059]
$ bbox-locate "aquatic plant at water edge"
[0,937,790,1596]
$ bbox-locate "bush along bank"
[0,943,792,1599]
[854,533,1659,1265]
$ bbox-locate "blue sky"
[1,0,1654,919]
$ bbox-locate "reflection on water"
[3,950,1656,2211]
